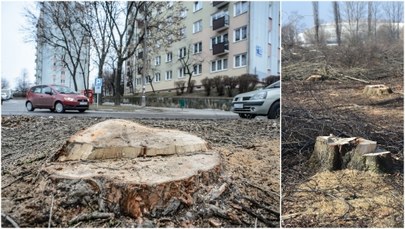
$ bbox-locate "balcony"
[212,42,229,55]
[213,15,229,31]
[213,1,229,8]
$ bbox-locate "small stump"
[305,75,324,81]
[363,84,393,96]
[308,135,392,173]
[42,119,221,219]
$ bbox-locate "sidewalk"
[89,102,236,116]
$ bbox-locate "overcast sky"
[1,1,37,89]
[282,1,333,29]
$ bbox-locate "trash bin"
[179,98,186,109]
[82,89,94,105]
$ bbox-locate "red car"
[26,85,89,113]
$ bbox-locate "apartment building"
[35,2,90,92]
[126,1,280,94]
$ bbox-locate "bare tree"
[282,12,304,49]
[26,2,90,92]
[104,2,184,105]
[16,69,31,93]
[312,1,320,45]
[1,78,10,89]
[382,1,404,42]
[343,2,367,44]
[178,43,204,93]
[332,1,342,46]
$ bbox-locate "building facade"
[126,1,280,94]
[35,2,90,92]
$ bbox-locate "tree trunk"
[308,136,393,173]
[114,59,123,106]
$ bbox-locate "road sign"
[95,85,102,94]
[95,78,103,87]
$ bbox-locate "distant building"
[125,1,280,94]
[35,2,90,92]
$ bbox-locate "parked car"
[1,92,7,104]
[231,80,280,119]
[26,85,89,113]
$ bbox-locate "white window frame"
[234,26,247,42]
[154,73,161,82]
[234,53,247,68]
[165,70,173,80]
[166,52,173,62]
[193,20,203,33]
[210,33,228,49]
[193,1,202,12]
[178,47,187,59]
[193,41,202,54]
[154,56,161,66]
[211,58,228,72]
[234,1,248,16]
[180,27,186,38]
[193,64,202,75]
[180,9,187,18]
[178,67,186,78]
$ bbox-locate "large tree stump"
[363,84,393,96]
[42,119,221,219]
[308,135,392,173]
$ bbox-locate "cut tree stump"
[363,85,393,96]
[308,135,393,173]
[42,119,221,219]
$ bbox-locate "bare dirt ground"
[1,116,280,227]
[282,75,404,226]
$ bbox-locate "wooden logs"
[309,136,393,173]
[363,85,393,96]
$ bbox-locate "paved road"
[1,99,239,120]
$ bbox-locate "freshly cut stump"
[363,84,393,96]
[308,135,392,173]
[42,119,221,219]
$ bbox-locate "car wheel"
[55,102,65,113]
[26,101,35,112]
[268,101,280,119]
[78,109,86,113]
[239,113,256,119]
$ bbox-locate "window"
[180,9,187,18]
[136,77,142,85]
[234,53,247,67]
[154,56,161,66]
[193,64,202,75]
[154,73,161,82]
[165,70,173,80]
[166,52,173,62]
[234,26,247,42]
[145,75,151,84]
[234,1,248,16]
[193,42,202,54]
[193,1,202,12]
[211,58,228,72]
[211,10,229,26]
[178,47,187,59]
[211,33,228,49]
[180,27,186,38]
[178,67,186,78]
[193,20,202,33]
[61,79,65,84]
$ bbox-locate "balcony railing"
[213,1,229,8]
[212,42,229,55]
[213,15,229,31]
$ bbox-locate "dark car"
[26,85,89,113]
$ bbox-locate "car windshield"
[54,86,78,94]
[265,81,280,89]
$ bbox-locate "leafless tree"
[178,43,204,93]
[282,12,304,49]
[312,2,320,45]
[343,2,367,44]
[382,1,404,42]
[104,2,184,105]
[1,78,10,89]
[26,2,90,92]
[332,1,342,45]
[16,69,31,93]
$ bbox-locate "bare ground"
[1,116,280,227]
[281,78,404,227]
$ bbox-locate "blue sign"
[256,45,263,57]
[95,78,103,87]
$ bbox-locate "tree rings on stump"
[363,84,393,96]
[42,119,221,219]
[308,135,393,173]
